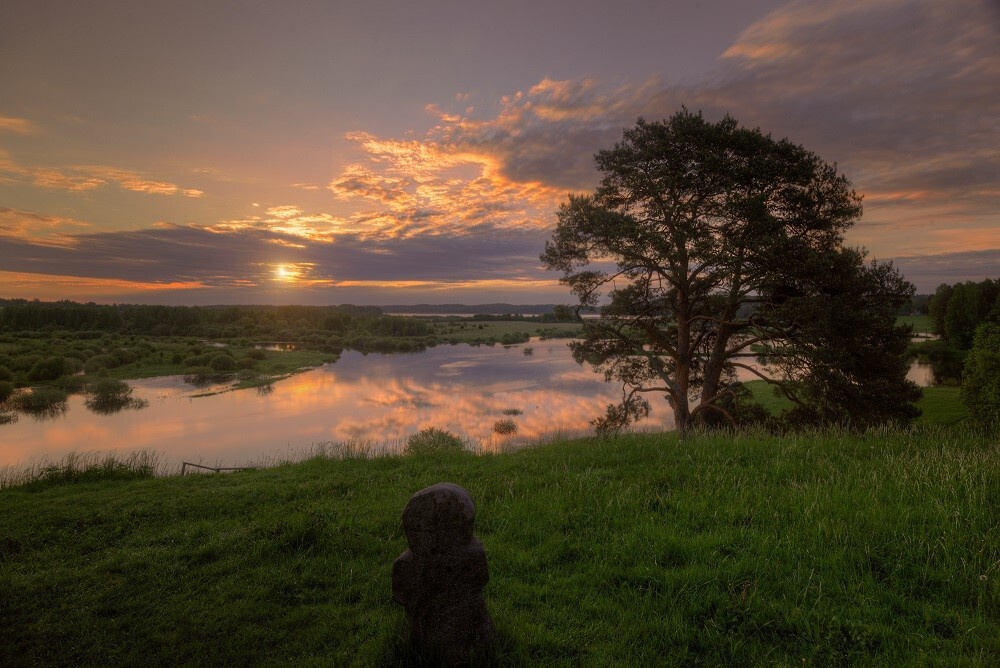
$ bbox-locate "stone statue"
[392,482,497,665]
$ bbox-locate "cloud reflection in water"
[0,343,675,469]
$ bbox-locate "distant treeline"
[381,303,561,315]
[0,299,433,340]
[927,279,1000,349]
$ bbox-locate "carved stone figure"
[392,482,497,665]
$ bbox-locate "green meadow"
[2,427,997,665]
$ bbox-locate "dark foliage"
[542,110,919,433]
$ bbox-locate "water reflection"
[84,396,149,415]
[0,343,673,468]
[0,344,943,470]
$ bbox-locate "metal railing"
[181,462,254,476]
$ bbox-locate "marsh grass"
[1,427,997,665]
[0,450,166,490]
[9,386,68,418]
[404,427,468,455]
[492,418,518,435]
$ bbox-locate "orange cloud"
[0,207,90,247]
[0,116,39,135]
[0,270,205,300]
[212,205,348,241]
[325,130,565,240]
[0,153,203,197]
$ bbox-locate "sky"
[1,0,997,305]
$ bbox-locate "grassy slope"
[744,380,969,427]
[898,315,933,335]
[2,429,997,666]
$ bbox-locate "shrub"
[84,354,120,373]
[86,377,133,402]
[237,357,257,369]
[14,354,42,373]
[28,356,67,381]
[84,378,146,414]
[245,348,267,360]
[500,332,530,345]
[961,323,1000,430]
[209,353,237,371]
[492,419,518,435]
[54,375,88,392]
[405,427,466,455]
[0,380,15,402]
[12,386,69,415]
[0,365,13,382]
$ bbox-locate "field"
[899,315,934,335]
[744,380,969,427]
[423,319,583,343]
[2,428,997,665]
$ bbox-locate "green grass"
[426,320,582,342]
[745,379,970,427]
[2,428,997,665]
[898,315,933,335]
[744,379,795,414]
[917,386,971,426]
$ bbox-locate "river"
[0,342,939,471]
[0,341,668,470]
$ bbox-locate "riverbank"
[2,427,996,665]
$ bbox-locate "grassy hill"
[2,427,997,665]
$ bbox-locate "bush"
[28,356,67,381]
[405,428,466,455]
[84,378,146,414]
[54,375,88,392]
[492,419,518,435]
[208,353,237,371]
[12,387,69,415]
[0,365,13,382]
[0,380,15,402]
[86,377,133,402]
[245,348,267,360]
[111,348,139,365]
[961,323,1000,430]
[237,357,257,369]
[84,354,120,373]
[500,332,530,345]
[12,354,42,373]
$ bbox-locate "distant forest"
[381,303,561,315]
[0,299,433,340]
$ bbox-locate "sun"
[273,264,299,282]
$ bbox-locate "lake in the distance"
[0,342,940,471]
[0,341,674,470]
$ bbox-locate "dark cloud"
[891,249,1000,293]
[423,0,998,241]
[0,222,552,287]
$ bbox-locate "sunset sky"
[1,0,997,305]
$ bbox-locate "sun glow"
[273,264,300,282]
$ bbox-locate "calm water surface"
[1,342,674,469]
[1,342,939,470]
